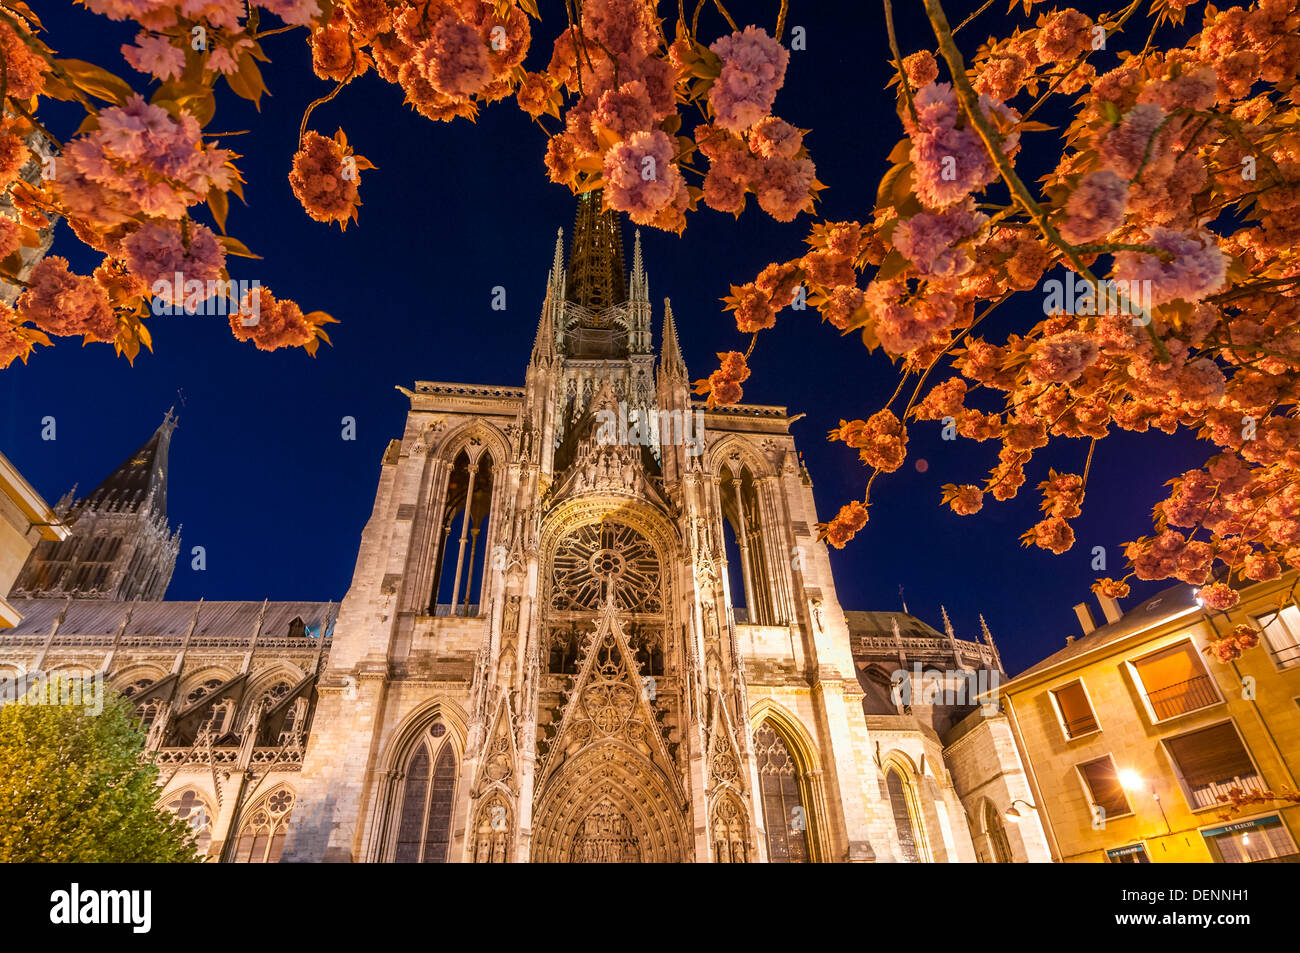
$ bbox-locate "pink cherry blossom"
[603,130,685,226]
[1059,169,1129,244]
[122,32,185,81]
[708,26,789,133]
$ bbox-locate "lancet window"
[719,464,779,626]
[754,722,810,863]
[393,722,457,863]
[430,449,496,616]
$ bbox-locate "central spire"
[566,191,627,312]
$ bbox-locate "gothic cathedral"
[3,194,1044,863]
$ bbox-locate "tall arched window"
[165,789,213,857]
[430,450,495,616]
[754,722,810,863]
[719,463,778,625]
[233,787,295,863]
[983,800,1013,863]
[120,677,160,732]
[885,767,924,862]
[394,722,457,863]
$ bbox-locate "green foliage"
[0,678,202,862]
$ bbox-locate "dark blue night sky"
[3,1,1206,674]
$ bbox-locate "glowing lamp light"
[1119,769,1145,791]
[1004,799,1036,823]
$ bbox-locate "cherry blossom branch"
[1071,242,1175,262]
[1081,438,1098,491]
[711,0,739,33]
[882,0,918,127]
[952,0,995,35]
[921,0,1170,363]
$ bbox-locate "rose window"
[551,521,661,614]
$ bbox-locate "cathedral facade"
[1,196,1048,863]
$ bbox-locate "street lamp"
[1119,769,1171,833]
[1004,798,1037,822]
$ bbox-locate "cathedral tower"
[10,411,181,602]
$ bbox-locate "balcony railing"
[1062,712,1100,739]
[1144,673,1218,721]
[432,604,480,618]
[1270,643,1300,670]
[1187,773,1267,810]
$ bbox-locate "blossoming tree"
[1,0,1298,614]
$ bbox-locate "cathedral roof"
[843,610,944,641]
[79,409,176,516]
[3,598,336,641]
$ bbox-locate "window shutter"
[1165,722,1254,789]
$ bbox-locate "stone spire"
[980,614,1004,673]
[629,229,647,301]
[626,228,652,354]
[660,298,687,380]
[531,228,563,368]
[82,408,177,517]
[941,605,970,671]
[566,190,626,311]
[547,226,566,300]
[12,411,181,601]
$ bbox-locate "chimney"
[1073,602,1096,637]
[1096,592,1123,624]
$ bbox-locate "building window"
[430,450,496,617]
[394,724,457,863]
[1077,755,1132,820]
[1050,680,1100,739]
[1201,814,1299,863]
[885,767,924,862]
[1256,604,1300,670]
[165,790,213,857]
[983,800,1013,863]
[753,722,810,862]
[719,463,780,625]
[1106,844,1150,863]
[121,678,159,732]
[1162,721,1266,811]
[1130,639,1221,722]
[186,677,224,704]
[233,787,294,863]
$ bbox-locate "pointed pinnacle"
[631,229,646,298]
[661,297,686,377]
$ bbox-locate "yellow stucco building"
[994,577,1300,863]
[0,451,68,628]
